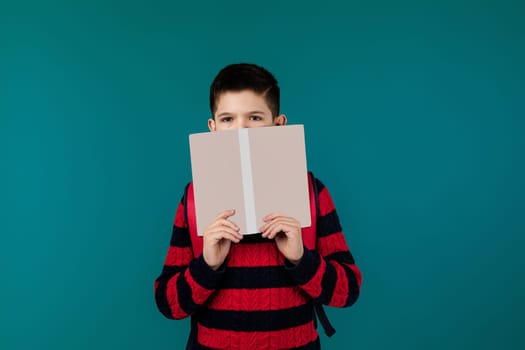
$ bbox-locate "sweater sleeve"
[154,195,225,320]
[285,178,362,307]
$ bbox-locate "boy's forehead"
[215,90,271,113]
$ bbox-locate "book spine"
[238,129,257,233]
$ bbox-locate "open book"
[189,125,311,235]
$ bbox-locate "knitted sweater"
[154,177,362,349]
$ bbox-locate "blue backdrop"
[1,1,524,349]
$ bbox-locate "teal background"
[1,0,524,349]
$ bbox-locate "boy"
[154,63,362,349]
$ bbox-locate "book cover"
[189,125,310,235]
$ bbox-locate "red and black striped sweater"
[154,177,362,349]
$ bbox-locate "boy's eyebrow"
[216,111,267,118]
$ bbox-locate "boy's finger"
[260,220,281,234]
[220,219,240,232]
[263,212,291,222]
[209,218,240,232]
[206,222,241,240]
[214,209,236,220]
[265,224,287,239]
[260,217,297,232]
[262,222,285,239]
[209,229,242,243]
[210,225,242,239]
[221,225,243,240]
[263,213,278,221]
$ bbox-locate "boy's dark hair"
[209,63,280,118]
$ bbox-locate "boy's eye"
[250,115,262,121]
[221,117,233,122]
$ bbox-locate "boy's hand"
[202,209,242,270]
[260,213,304,265]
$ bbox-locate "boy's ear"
[208,118,216,131]
[274,114,287,126]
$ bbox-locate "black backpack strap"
[182,183,191,231]
[315,303,336,337]
[309,171,320,222]
[183,183,198,349]
[185,315,198,350]
[309,172,337,337]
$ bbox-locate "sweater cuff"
[284,248,321,285]
[188,254,226,290]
